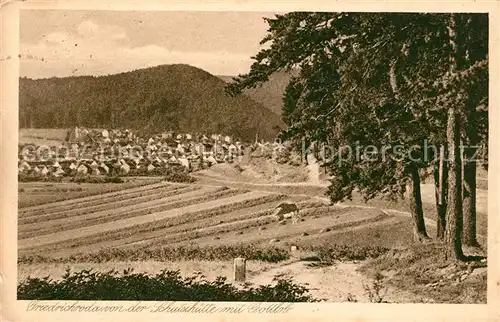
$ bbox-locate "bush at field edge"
[18,268,317,302]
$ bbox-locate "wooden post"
[233,257,246,282]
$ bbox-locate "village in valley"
[18,127,292,181]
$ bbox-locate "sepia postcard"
[1,0,499,321]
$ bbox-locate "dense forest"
[19,64,284,142]
[219,71,294,116]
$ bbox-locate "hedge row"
[18,269,317,302]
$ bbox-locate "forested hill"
[19,64,284,142]
[219,71,294,116]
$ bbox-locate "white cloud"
[77,20,100,37]
[20,20,255,79]
[45,32,71,44]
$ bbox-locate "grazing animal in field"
[272,202,301,224]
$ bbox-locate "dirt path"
[306,154,322,185]
[419,183,488,214]
[246,260,434,303]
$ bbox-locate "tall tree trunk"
[463,109,479,247]
[463,159,477,246]
[434,145,448,239]
[445,108,464,261]
[389,59,429,242]
[409,166,430,242]
[459,15,480,248]
[444,13,464,261]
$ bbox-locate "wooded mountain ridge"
[19,64,284,142]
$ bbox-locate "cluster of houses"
[18,127,300,180]
[18,127,248,178]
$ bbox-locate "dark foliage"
[69,174,124,184]
[18,269,316,302]
[219,71,295,116]
[127,165,197,183]
[307,244,390,263]
[18,172,63,183]
[19,245,291,264]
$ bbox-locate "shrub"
[274,149,291,164]
[363,272,388,303]
[127,164,196,182]
[18,172,63,183]
[69,174,124,184]
[18,269,317,302]
[163,166,197,183]
[304,244,389,264]
[18,245,291,264]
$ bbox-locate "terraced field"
[18,179,419,260]
[18,178,163,208]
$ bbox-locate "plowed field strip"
[19,181,174,213]
[38,196,291,258]
[130,207,358,249]
[19,197,326,256]
[19,185,201,226]
[18,190,273,250]
[281,215,404,246]
[124,205,345,249]
[19,184,182,219]
[18,179,165,208]
[19,184,194,220]
[113,199,307,249]
[150,208,383,248]
[19,187,240,239]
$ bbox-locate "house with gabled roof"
[99,162,110,174]
[228,144,238,154]
[206,155,217,165]
[177,157,190,169]
[19,161,31,172]
[120,160,131,174]
[76,163,90,174]
[90,161,101,175]
[40,166,50,176]
[147,163,156,172]
[53,167,66,177]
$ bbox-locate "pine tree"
[225,12,487,248]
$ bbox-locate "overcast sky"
[20,10,279,79]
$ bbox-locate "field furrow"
[143,206,363,248]
[19,187,243,238]
[18,185,202,226]
[18,190,273,251]
[30,195,292,257]
[19,196,334,256]
[169,209,391,248]
[18,179,166,208]
[19,181,172,214]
